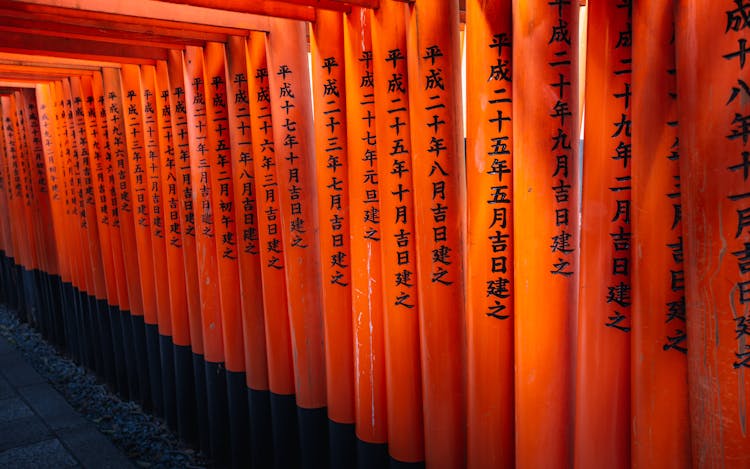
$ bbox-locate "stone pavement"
[0,335,133,469]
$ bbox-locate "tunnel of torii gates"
[0,0,746,467]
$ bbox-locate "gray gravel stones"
[0,306,211,469]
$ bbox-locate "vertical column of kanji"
[266,19,329,467]
[182,45,230,462]
[141,64,178,430]
[78,76,119,390]
[465,1,514,467]
[33,84,64,348]
[103,67,145,402]
[62,80,96,371]
[512,0,579,466]
[51,81,81,363]
[165,49,209,452]
[72,77,109,380]
[90,72,131,399]
[203,41,251,468]
[310,11,356,466]
[120,65,161,411]
[14,91,42,327]
[406,1,466,465]
[343,9,389,466]
[247,31,299,467]
[225,35,273,469]
[0,99,18,312]
[0,96,27,316]
[155,58,198,445]
[370,4,424,464]
[575,1,632,467]
[631,1,690,466]
[676,1,750,465]
[21,89,55,344]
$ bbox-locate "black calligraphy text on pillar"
[662,22,686,354]
[724,0,750,369]
[485,32,512,320]
[604,0,634,334]
[548,0,576,279]
[382,45,416,311]
[253,67,285,273]
[319,49,349,289]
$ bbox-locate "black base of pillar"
[248,388,273,469]
[144,323,163,417]
[131,315,151,411]
[192,353,211,455]
[390,458,426,468]
[120,308,139,402]
[270,392,299,469]
[108,304,128,400]
[204,360,229,464]
[96,299,117,390]
[226,370,250,468]
[329,421,356,469]
[174,344,197,446]
[298,405,329,469]
[357,439,389,469]
[159,334,177,430]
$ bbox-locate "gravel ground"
[0,306,211,469]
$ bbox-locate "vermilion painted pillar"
[225,35,273,468]
[266,18,329,467]
[246,30,299,467]
[406,0,467,466]
[465,0,514,467]
[165,48,209,451]
[344,8,389,466]
[90,71,132,399]
[203,41,251,467]
[140,63,179,430]
[676,1,750,466]
[512,1,579,467]
[120,64,163,416]
[631,1,691,467]
[154,56,200,447]
[102,67,145,402]
[309,11,357,467]
[575,1,632,467]
[370,2,425,463]
[183,45,230,462]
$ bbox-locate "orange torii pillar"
[225,35,274,468]
[246,30,299,468]
[76,78,120,391]
[34,84,67,350]
[631,1,691,466]
[183,45,231,462]
[266,18,329,467]
[141,64,179,430]
[89,72,133,400]
[343,8,389,467]
[121,64,163,416]
[676,2,750,466]
[370,2,425,464]
[62,80,98,374]
[310,11,357,467]
[407,0,467,466]
[575,1,632,467]
[19,89,57,348]
[512,0,580,467]
[203,41,252,467]
[102,67,147,403]
[0,101,19,313]
[156,55,202,448]
[465,0,514,467]
[165,49,210,452]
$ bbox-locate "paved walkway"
[0,335,133,469]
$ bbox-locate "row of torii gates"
[0,0,746,468]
